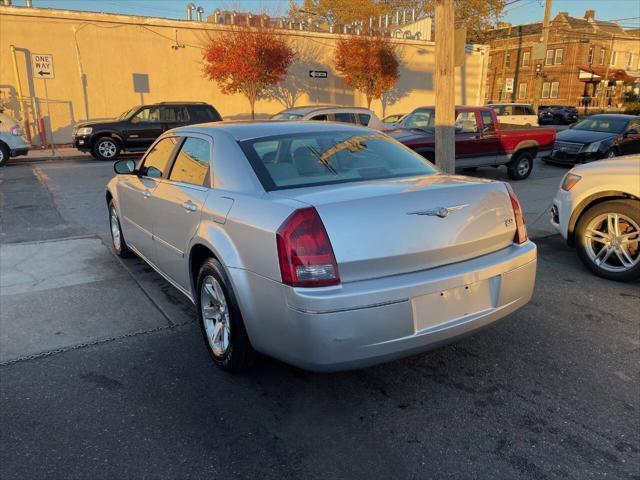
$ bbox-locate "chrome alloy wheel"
[201,275,231,357]
[584,212,640,272]
[98,139,117,158]
[516,157,531,177]
[109,206,121,252]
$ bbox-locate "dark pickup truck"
[389,106,556,180]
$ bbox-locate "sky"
[16,0,640,29]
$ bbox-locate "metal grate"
[554,141,583,155]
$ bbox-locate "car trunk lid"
[270,175,517,283]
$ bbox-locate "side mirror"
[114,159,136,175]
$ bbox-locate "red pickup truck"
[388,106,556,180]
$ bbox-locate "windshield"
[400,109,435,130]
[240,130,438,191]
[272,112,304,120]
[572,117,628,134]
[118,107,137,120]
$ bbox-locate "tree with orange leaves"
[334,35,399,109]
[202,29,295,119]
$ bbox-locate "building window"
[505,53,511,68]
[542,82,551,98]
[610,51,617,66]
[626,52,633,68]
[518,83,527,100]
[588,47,594,65]
[599,48,605,65]
[550,82,560,98]
[554,49,563,64]
[522,51,530,67]
[545,49,554,65]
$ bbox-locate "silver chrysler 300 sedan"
[106,121,537,372]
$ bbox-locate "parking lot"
[1,156,639,479]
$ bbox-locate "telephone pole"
[532,0,552,111]
[434,0,455,174]
[600,33,615,108]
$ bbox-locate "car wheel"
[604,149,616,159]
[93,137,121,161]
[108,201,131,258]
[575,200,640,282]
[0,143,9,167]
[197,258,254,372]
[507,151,534,180]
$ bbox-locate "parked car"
[382,113,406,129]
[551,155,640,282]
[538,105,579,125]
[271,105,385,130]
[487,103,539,126]
[547,114,640,165]
[73,102,222,161]
[0,109,30,167]
[106,122,536,372]
[389,106,556,180]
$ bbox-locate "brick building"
[482,10,640,109]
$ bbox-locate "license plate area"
[412,278,497,333]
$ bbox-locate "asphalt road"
[0,159,638,480]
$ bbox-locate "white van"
[487,103,539,127]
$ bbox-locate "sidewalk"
[18,146,91,163]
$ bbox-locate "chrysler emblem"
[407,204,469,218]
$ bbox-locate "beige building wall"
[0,5,488,145]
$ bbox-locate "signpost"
[31,54,56,155]
[505,78,514,93]
[308,70,328,78]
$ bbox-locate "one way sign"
[32,53,55,80]
[309,70,328,79]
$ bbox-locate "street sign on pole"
[31,53,55,79]
[309,70,328,78]
[505,78,514,93]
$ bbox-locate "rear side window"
[162,106,190,123]
[357,113,371,126]
[141,137,179,178]
[240,130,437,191]
[169,137,211,186]
[481,111,495,131]
[455,111,478,133]
[333,112,355,124]
[189,105,222,123]
[310,114,328,121]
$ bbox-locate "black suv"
[73,102,222,160]
[538,105,578,125]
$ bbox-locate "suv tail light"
[505,183,528,245]
[10,126,21,136]
[276,207,340,287]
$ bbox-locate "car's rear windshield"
[572,117,628,133]
[240,130,438,191]
[272,113,304,120]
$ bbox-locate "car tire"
[507,151,534,180]
[0,143,9,167]
[575,200,640,282]
[604,148,616,159]
[197,258,255,372]
[108,200,132,258]
[93,137,121,161]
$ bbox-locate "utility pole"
[600,33,615,109]
[434,0,455,174]
[532,0,552,112]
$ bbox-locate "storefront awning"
[578,65,638,83]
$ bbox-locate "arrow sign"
[32,53,55,80]
[309,70,328,79]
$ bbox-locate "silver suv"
[0,110,30,167]
[271,105,385,130]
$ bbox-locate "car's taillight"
[276,207,340,287]
[10,126,21,136]
[505,183,528,245]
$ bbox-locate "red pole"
[37,117,48,148]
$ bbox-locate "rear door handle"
[182,200,197,212]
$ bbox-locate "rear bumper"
[10,146,29,157]
[230,242,537,372]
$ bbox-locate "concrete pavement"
[0,158,637,479]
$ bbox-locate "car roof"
[486,103,533,107]
[277,105,372,115]
[587,114,639,120]
[173,120,373,141]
